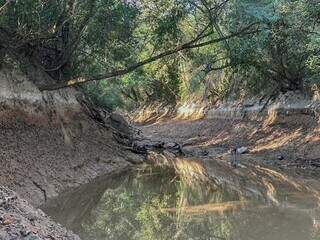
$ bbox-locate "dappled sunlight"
[251,128,303,153]
[203,131,231,146]
[133,104,174,124]
[261,177,279,205]
[133,102,207,124]
[255,166,303,191]
[248,128,260,139]
[305,127,320,143]
[147,152,209,183]
[2,0,320,239]
[263,106,279,126]
[174,158,208,182]
[175,110,205,120]
[175,103,207,121]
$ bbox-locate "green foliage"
[85,80,126,110]
[86,0,320,109]
[80,167,234,240]
[1,0,320,108]
[226,0,320,95]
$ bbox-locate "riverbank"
[140,116,320,224]
[1,67,320,239]
[134,92,320,207]
[0,69,143,239]
[140,115,320,168]
[136,90,320,166]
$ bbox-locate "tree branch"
[39,23,258,91]
[0,0,14,14]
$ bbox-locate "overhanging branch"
[38,23,258,91]
[0,0,14,14]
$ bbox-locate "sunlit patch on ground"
[251,128,303,153]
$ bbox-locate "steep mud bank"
[0,69,143,239]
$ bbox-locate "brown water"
[42,166,320,240]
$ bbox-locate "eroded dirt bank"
[0,69,143,239]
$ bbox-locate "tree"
[0,0,257,92]
[226,0,320,93]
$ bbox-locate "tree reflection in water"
[43,166,320,240]
[81,166,234,240]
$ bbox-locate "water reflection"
[42,166,320,240]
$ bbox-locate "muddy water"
[42,166,320,240]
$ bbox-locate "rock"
[146,141,164,149]
[164,142,180,149]
[131,139,166,154]
[163,142,182,154]
[237,147,249,154]
[277,155,285,160]
[2,215,12,225]
[20,230,31,237]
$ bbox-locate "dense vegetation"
[0,0,319,109]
